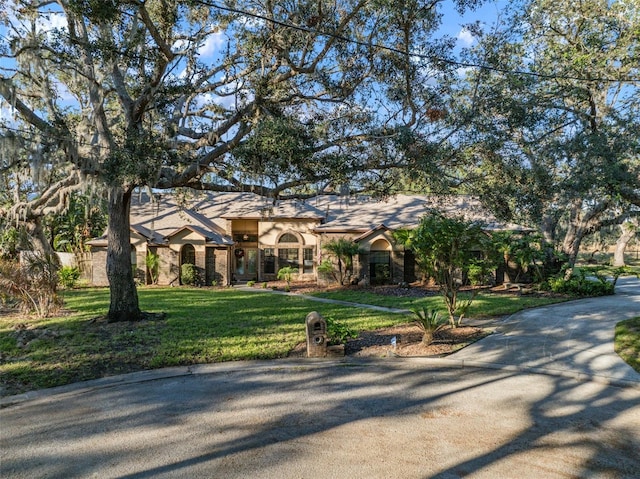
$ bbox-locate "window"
[278,248,299,269]
[303,248,314,274]
[279,233,298,243]
[264,248,276,274]
[370,251,390,285]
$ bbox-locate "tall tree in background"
[455,0,640,270]
[1,0,481,321]
[613,218,638,267]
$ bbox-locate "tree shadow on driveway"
[2,360,639,478]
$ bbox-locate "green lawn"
[615,317,640,373]
[1,285,634,397]
[310,289,567,317]
[1,287,408,396]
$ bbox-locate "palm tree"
[322,238,361,285]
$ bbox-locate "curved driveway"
[454,276,640,386]
[1,279,639,479]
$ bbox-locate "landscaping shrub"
[412,307,447,345]
[325,316,357,344]
[58,266,81,289]
[181,263,200,286]
[277,266,298,291]
[0,255,61,317]
[547,273,614,297]
[145,251,159,284]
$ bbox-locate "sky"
[441,0,505,47]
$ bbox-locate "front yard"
[1,284,634,396]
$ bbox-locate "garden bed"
[288,323,491,358]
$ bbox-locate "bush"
[145,251,160,284]
[247,280,255,287]
[325,316,357,344]
[547,273,614,297]
[181,263,200,286]
[412,307,447,345]
[277,266,298,291]
[0,255,61,317]
[58,266,81,289]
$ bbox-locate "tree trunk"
[613,220,637,267]
[561,203,584,270]
[106,186,141,322]
[539,211,562,278]
[26,217,56,256]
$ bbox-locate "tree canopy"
[454,0,640,268]
[395,211,497,326]
[1,0,480,320]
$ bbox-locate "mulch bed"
[289,323,490,359]
[275,281,495,358]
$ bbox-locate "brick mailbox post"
[305,311,328,358]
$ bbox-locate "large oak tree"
[454,0,640,269]
[1,0,480,321]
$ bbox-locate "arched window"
[369,239,391,285]
[181,244,196,265]
[279,232,299,243]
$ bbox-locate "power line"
[3,1,638,84]
[197,0,640,84]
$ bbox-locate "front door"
[235,248,258,281]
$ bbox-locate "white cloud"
[198,31,226,58]
[36,11,67,35]
[457,27,475,46]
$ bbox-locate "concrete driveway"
[454,276,640,387]
[1,279,639,479]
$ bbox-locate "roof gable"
[165,225,234,245]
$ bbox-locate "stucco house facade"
[88,192,516,287]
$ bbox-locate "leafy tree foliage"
[395,211,497,327]
[454,0,640,270]
[44,192,108,254]
[491,231,551,283]
[1,0,480,321]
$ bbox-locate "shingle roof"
[312,194,525,232]
[164,225,235,245]
[102,191,526,247]
[128,192,234,246]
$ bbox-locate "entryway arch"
[369,239,391,285]
[181,244,196,266]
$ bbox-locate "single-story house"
[88,192,522,287]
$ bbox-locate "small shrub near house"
[145,251,160,284]
[181,263,200,286]
[277,266,298,291]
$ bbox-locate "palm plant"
[145,251,160,284]
[322,238,361,285]
[412,307,447,346]
[277,266,298,291]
